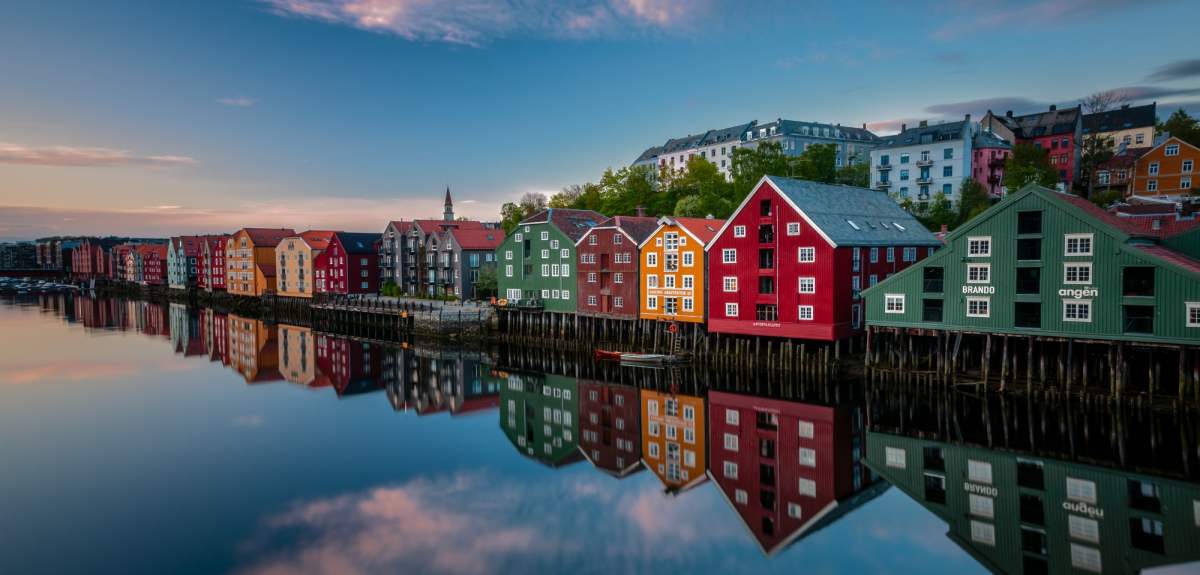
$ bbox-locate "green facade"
[496,221,579,313]
[864,185,1200,346]
[867,432,1200,574]
[499,371,582,467]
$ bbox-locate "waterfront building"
[136,244,168,286]
[378,188,500,295]
[867,431,1200,574]
[640,388,706,494]
[870,117,977,205]
[277,324,315,386]
[225,228,296,296]
[496,208,604,313]
[227,315,282,383]
[169,303,204,356]
[578,380,642,478]
[707,392,884,555]
[638,216,724,324]
[316,333,382,396]
[198,235,229,291]
[971,130,1012,198]
[275,230,336,298]
[118,244,138,282]
[862,184,1200,347]
[1093,146,1150,199]
[499,372,583,468]
[1131,136,1199,199]
[706,176,938,341]
[1083,102,1157,151]
[167,236,202,289]
[575,215,658,320]
[0,242,37,270]
[981,106,1083,189]
[382,348,500,415]
[436,227,502,299]
[71,238,122,280]
[314,232,381,295]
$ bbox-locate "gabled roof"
[520,208,605,242]
[671,217,724,245]
[759,119,880,142]
[414,219,484,235]
[239,228,297,247]
[295,230,337,251]
[447,228,503,250]
[877,120,969,148]
[716,176,940,248]
[996,106,1081,138]
[579,215,660,246]
[333,232,380,254]
[971,130,1011,149]
[1083,102,1156,134]
[1056,192,1200,239]
[171,236,203,257]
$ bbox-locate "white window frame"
[1066,477,1098,504]
[1068,515,1100,543]
[723,276,737,292]
[1186,302,1200,328]
[798,447,817,467]
[797,246,815,263]
[970,520,996,546]
[885,446,906,469]
[885,294,905,314]
[733,225,746,238]
[786,222,801,236]
[799,477,817,497]
[1070,543,1102,573]
[723,461,738,479]
[798,277,815,294]
[682,251,694,267]
[723,433,738,452]
[646,252,657,267]
[721,248,736,264]
[1063,299,1093,323]
[1165,144,1180,157]
[725,303,738,318]
[966,263,991,284]
[798,305,814,321]
[725,408,739,425]
[1065,233,1093,256]
[966,296,990,318]
[969,494,995,518]
[1064,262,1092,285]
[967,459,993,485]
[967,236,991,257]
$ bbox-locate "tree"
[667,156,734,218]
[1004,143,1059,193]
[474,266,498,299]
[500,191,547,232]
[957,179,991,224]
[1076,91,1126,200]
[1161,109,1200,148]
[795,143,838,183]
[917,192,956,231]
[835,161,870,188]
[730,141,793,199]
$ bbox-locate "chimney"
[1005,110,1013,118]
[919,120,928,128]
[862,123,867,130]
[635,206,646,217]
[1049,104,1057,111]
[901,123,907,131]
[964,113,971,123]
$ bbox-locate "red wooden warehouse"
[199,235,229,291]
[705,176,939,341]
[315,232,381,295]
[578,380,643,478]
[707,391,885,555]
[575,215,658,320]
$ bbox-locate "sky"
[1,0,1198,240]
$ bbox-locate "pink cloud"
[931,0,1150,41]
[0,142,196,168]
[2,360,139,385]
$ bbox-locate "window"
[723,433,738,451]
[1063,300,1092,323]
[887,247,895,262]
[870,247,878,263]
[733,225,746,238]
[588,235,597,245]
[966,297,990,318]
[646,252,657,267]
[735,489,748,505]
[1165,144,1180,156]
[614,272,623,284]
[788,503,802,519]
[967,263,990,284]
[561,249,569,259]
[798,305,814,321]
[723,276,738,292]
[1184,159,1194,173]
[1071,543,1102,573]
[1069,515,1100,543]
[943,147,953,159]
[798,247,815,263]
[723,461,738,479]
[1149,162,1161,175]
[786,222,800,236]
[541,249,549,259]
[798,277,815,293]
[725,408,739,425]
[885,294,905,314]
[725,303,738,317]
[648,442,659,457]
[682,252,694,267]
[969,494,995,518]
[1184,177,1193,190]
[613,296,623,308]
[1018,210,1042,234]
[1066,477,1098,503]
[682,275,693,288]
[971,521,996,546]
[647,296,657,310]
[722,249,736,264]
[760,199,772,217]
[798,448,817,467]
[1149,180,1159,192]
[1064,263,1092,284]
[968,460,993,484]
[885,446,906,469]
[799,478,817,497]
[1065,233,1093,256]
[1187,302,1200,327]
[967,236,991,257]
[943,165,953,177]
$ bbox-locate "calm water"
[2,295,1198,575]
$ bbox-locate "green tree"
[730,141,793,198]
[835,161,871,188]
[957,178,992,224]
[500,191,547,233]
[795,143,838,183]
[1004,143,1059,193]
[1075,91,1125,200]
[667,156,733,218]
[1161,109,1200,148]
[915,192,956,231]
[474,266,498,299]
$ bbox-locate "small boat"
[594,349,689,365]
[594,349,624,361]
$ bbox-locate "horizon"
[2,0,1199,241]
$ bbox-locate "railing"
[876,163,892,171]
[916,176,933,184]
[916,158,934,167]
[874,181,891,189]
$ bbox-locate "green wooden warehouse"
[496,208,604,314]
[862,184,1200,396]
[498,371,583,468]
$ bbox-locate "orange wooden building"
[225,228,296,296]
[640,388,707,494]
[1131,136,1198,198]
[637,216,725,324]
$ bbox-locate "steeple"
[443,186,454,221]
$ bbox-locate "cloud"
[1146,59,1200,82]
[260,0,706,46]
[2,360,139,385]
[931,0,1154,41]
[218,96,258,107]
[1096,85,1200,102]
[0,142,196,168]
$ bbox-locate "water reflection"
[6,293,1200,574]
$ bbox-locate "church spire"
[443,186,454,221]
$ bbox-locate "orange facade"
[638,217,724,324]
[226,228,295,296]
[640,389,706,493]
[1132,137,1198,197]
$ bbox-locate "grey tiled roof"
[1083,103,1156,134]
[972,130,1011,149]
[335,232,381,254]
[877,120,968,148]
[758,119,880,142]
[521,208,605,242]
[999,106,1081,138]
[766,176,941,247]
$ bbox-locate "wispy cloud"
[218,96,258,107]
[925,96,1046,117]
[1146,58,1200,82]
[1097,85,1200,101]
[931,0,1155,41]
[0,142,196,168]
[260,0,707,46]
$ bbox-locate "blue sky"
[1,0,1198,239]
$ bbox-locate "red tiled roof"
[137,244,167,258]
[1133,244,1200,276]
[297,230,337,251]
[414,219,485,235]
[448,228,503,250]
[1056,193,1161,237]
[600,215,660,244]
[241,228,297,247]
[674,217,727,245]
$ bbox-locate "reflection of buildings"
[316,333,382,397]
[74,294,125,330]
[169,303,204,356]
[203,309,230,365]
[227,315,282,383]
[499,372,582,467]
[277,324,316,386]
[382,347,499,415]
[578,381,642,478]
[640,389,706,493]
[128,300,168,338]
[708,392,883,555]
[867,432,1200,575]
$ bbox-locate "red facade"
[316,333,382,396]
[706,179,933,341]
[315,232,380,295]
[575,216,657,320]
[139,244,168,286]
[199,235,228,291]
[707,391,872,554]
[71,241,110,280]
[972,143,1011,198]
[579,380,643,477]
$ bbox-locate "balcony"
[916,158,934,167]
[916,176,934,185]
[874,181,891,190]
[876,163,892,171]
[988,157,1006,168]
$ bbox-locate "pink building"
[971,130,1012,197]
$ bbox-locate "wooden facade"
[639,216,724,324]
[1132,136,1199,198]
[496,208,604,313]
[225,228,296,296]
[640,388,706,493]
[575,216,657,320]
